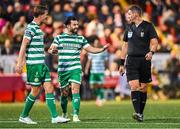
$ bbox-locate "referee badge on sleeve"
[140,31,144,37]
[128,31,133,38]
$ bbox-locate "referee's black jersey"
[123,20,158,56]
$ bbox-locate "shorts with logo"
[126,56,152,83]
[26,64,51,86]
[58,69,82,88]
[89,73,104,85]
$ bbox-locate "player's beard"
[72,28,78,34]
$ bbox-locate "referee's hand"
[145,52,153,60]
[119,66,125,76]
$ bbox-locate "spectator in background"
[112,4,124,27]
[98,5,111,23]
[52,21,64,37]
[51,2,64,22]
[166,50,180,90]
[0,18,6,34]
[75,5,89,25]
[41,15,53,45]
[110,26,124,53]
[150,66,167,100]
[0,22,13,44]
[151,0,164,26]
[100,27,113,53]
[85,39,109,106]
[0,67,4,75]
[0,5,5,18]
[13,15,27,37]
[12,2,24,24]
[1,38,14,55]
[86,16,104,38]
[174,16,180,43]
[104,16,114,31]
[63,2,74,18]
[13,15,27,52]
[5,4,14,22]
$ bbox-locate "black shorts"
[126,56,152,83]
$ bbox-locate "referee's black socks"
[131,91,141,114]
[140,92,147,115]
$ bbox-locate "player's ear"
[66,24,70,28]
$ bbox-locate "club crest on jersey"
[128,31,133,38]
[34,78,39,82]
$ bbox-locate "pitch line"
[0,120,180,125]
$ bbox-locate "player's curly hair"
[64,16,78,26]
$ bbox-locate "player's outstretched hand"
[48,48,58,55]
[103,43,110,50]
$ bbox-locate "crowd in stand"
[0,0,180,98]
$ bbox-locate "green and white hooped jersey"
[52,33,90,72]
[88,50,108,74]
[24,21,45,65]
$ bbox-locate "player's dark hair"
[129,5,142,16]
[33,5,48,18]
[64,16,78,26]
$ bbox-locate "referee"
[119,5,158,122]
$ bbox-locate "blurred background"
[0,0,179,103]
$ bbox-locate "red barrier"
[0,74,25,102]
[104,76,119,89]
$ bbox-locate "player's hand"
[119,65,125,76]
[103,43,110,50]
[48,48,58,55]
[145,52,153,60]
[15,64,23,74]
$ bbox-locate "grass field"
[0,100,180,128]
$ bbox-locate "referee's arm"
[121,42,128,60]
[150,38,158,53]
[145,38,158,60]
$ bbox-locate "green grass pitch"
[0,100,180,128]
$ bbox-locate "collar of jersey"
[32,21,40,27]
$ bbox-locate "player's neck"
[33,18,41,25]
[66,31,73,35]
[66,30,76,35]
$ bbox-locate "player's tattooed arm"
[85,44,110,54]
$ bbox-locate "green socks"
[60,96,68,114]
[95,88,104,100]
[95,88,100,98]
[99,88,104,100]
[21,93,58,118]
[72,93,80,115]
[46,93,58,118]
[21,94,36,117]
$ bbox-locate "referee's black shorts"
[126,56,152,83]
